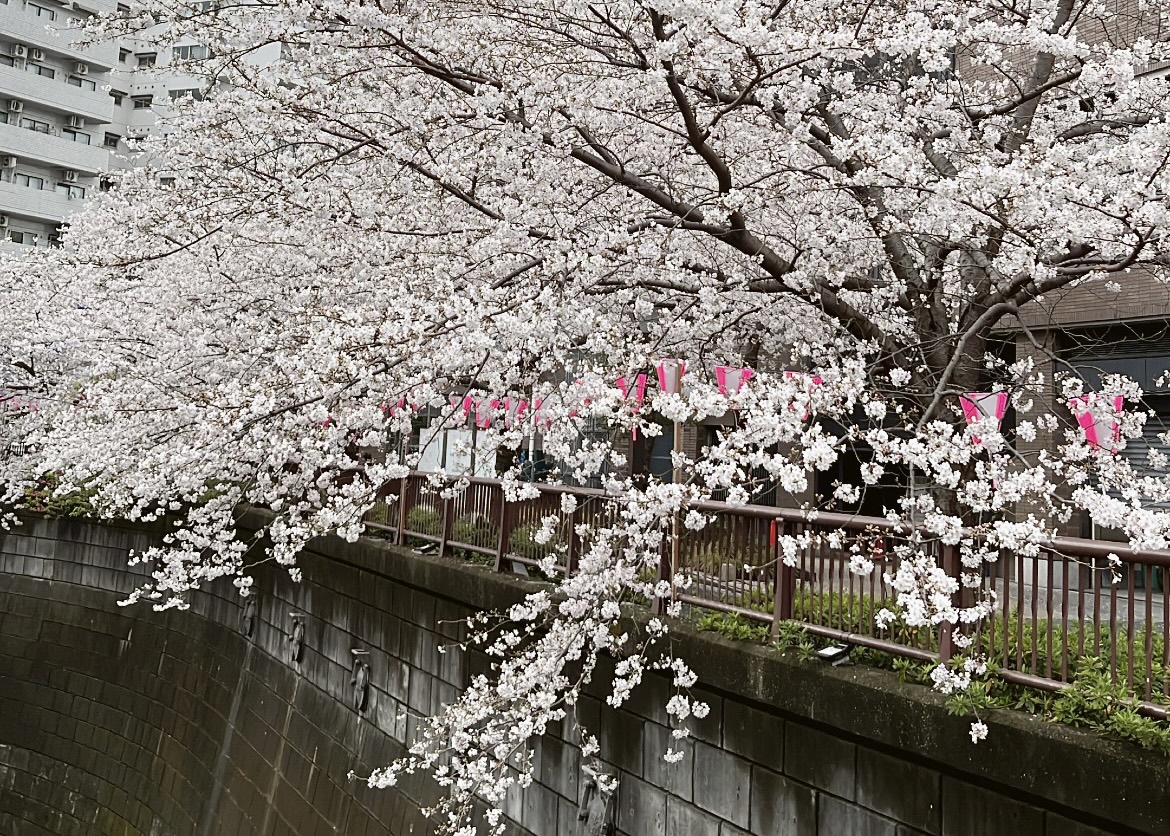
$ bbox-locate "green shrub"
[21,473,96,518]
[365,500,392,524]
[406,506,442,537]
[452,514,497,549]
[696,612,770,643]
[508,523,566,559]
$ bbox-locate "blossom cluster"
[3,1,1170,831]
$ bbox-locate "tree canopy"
[3,1,1170,829]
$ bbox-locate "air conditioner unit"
[63,170,78,183]
[1,156,17,168]
[75,62,88,75]
[0,215,9,229]
[12,45,26,59]
[30,49,44,62]
[8,100,23,113]
[67,115,83,129]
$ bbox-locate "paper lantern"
[616,373,648,404]
[531,397,550,429]
[1068,394,1124,453]
[656,359,686,395]
[503,397,529,428]
[616,373,649,439]
[475,398,500,429]
[715,365,755,396]
[784,370,822,420]
[960,392,1009,447]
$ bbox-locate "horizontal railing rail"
[363,472,1170,719]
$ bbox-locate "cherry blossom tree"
[4,0,1170,831]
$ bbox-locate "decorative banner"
[383,396,409,417]
[784,370,823,421]
[503,397,529,428]
[449,394,473,424]
[784,370,824,386]
[475,398,500,429]
[0,393,38,412]
[656,359,686,395]
[615,373,648,405]
[531,397,550,429]
[616,373,649,439]
[1068,394,1124,453]
[715,365,754,397]
[960,392,1009,447]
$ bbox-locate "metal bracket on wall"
[350,649,371,713]
[576,759,617,836]
[239,595,258,639]
[287,612,306,664]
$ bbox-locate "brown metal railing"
[364,473,1170,717]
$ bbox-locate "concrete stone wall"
[2,515,1167,836]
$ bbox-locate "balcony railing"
[0,120,107,172]
[365,472,1170,719]
[0,63,112,122]
[0,6,119,68]
[0,178,81,221]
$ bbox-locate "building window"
[13,173,44,189]
[110,89,126,106]
[66,76,97,91]
[131,95,153,109]
[55,183,85,199]
[116,2,129,11]
[28,3,56,20]
[158,176,175,187]
[8,230,36,245]
[0,55,13,68]
[172,44,210,61]
[98,176,113,191]
[168,88,204,102]
[19,117,50,133]
[103,132,120,149]
[119,48,130,63]
[135,53,156,68]
[25,63,55,79]
[62,128,90,145]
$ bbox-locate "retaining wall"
[0,516,1166,836]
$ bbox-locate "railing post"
[566,507,579,576]
[655,526,672,616]
[938,542,961,663]
[771,519,794,640]
[395,475,409,545]
[439,495,452,558]
[494,486,512,573]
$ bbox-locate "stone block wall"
[2,515,1167,836]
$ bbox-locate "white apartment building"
[0,0,204,249]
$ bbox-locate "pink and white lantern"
[531,397,550,429]
[475,398,500,429]
[784,370,823,421]
[656,359,686,395]
[503,397,529,428]
[715,365,754,396]
[960,392,1009,448]
[1068,394,1124,454]
[616,373,649,438]
[615,373,649,405]
[450,394,474,424]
